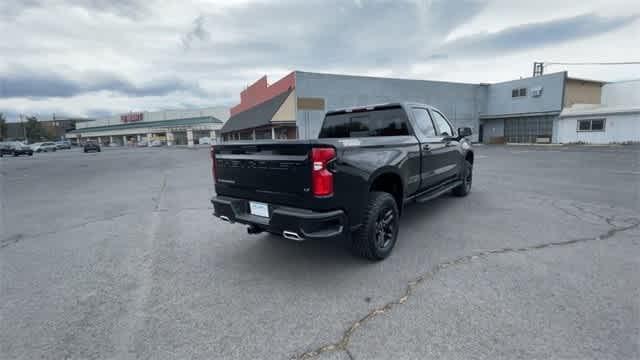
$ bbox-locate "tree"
[0,113,7,141]
[25,116,44,142]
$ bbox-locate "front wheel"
[452,160,472,197]
[350,192,399,261]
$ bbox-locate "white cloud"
[1,0,639,121]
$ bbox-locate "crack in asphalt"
[152,174,167,211]
[344,348,355,360]
[1,174,179,250]
[0,211,133,249]
[291,206,640,360]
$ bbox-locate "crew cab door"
[428,108,460,182]
[410,107,448,189]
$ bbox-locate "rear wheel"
[350,192,399,260]
[452,160,472,197]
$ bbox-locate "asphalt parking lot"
[1,145,639,359]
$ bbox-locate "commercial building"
[67,107,228,146]
[556,79,640,144]
[480,75,605,144]
[221,71,606,144]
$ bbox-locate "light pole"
[20,114,27,142]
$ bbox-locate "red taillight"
[311,147,336,197]
[211,146,218,183]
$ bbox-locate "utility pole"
[21,114,27,142]
[533,62,544,76]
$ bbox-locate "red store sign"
[121,112,144,123]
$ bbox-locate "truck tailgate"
[212,142,312,206]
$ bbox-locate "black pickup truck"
[211,102,474,260]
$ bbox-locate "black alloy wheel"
[452,160,472,197]
[374,208,396,251]
[351,192,400,260]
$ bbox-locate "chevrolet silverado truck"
[211,102,474,260]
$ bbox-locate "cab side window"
[411,108,436,138]
[430,110,454,137]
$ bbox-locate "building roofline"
[68,116,222,134]
[560,105,640,118]
[222,89,292,134]
[479,110,561,119]
[566,77,607,84]
[294,70,479,86]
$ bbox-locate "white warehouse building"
[67,107,228,146]
[557,80,640,144]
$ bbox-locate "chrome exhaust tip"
[283,231,304,241]
[219,215,231,222]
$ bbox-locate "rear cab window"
[319,106,411,138]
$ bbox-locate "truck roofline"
[326,102,435,115]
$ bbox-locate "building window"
[577,119,605,132]
[512,88,528,98]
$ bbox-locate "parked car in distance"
[6,142,34,156]
[108,142,120,147]
[83,141,101,153]
[211,102,474,260]
[31,142,57,152]
[55,141,72,150]
[199,137,212,145]
[0,142,13,157]
[150,140,164,147]
[137,140,148,147]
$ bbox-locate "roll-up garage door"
[504,116,554,143]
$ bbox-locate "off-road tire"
[351,191,399,260]
[452,160,472,197]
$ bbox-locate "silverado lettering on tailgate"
[221,159,303,171]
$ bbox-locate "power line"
[533,61,640,76]
[545,61,640,66]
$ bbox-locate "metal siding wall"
[295,71,481,140]
[602,80,640,107]
[485,72,565,116]
[297,109,325,139]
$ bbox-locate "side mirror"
[458,127,472,138]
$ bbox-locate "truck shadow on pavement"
[231,194,456,279]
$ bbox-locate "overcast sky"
[1,0,639,121]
